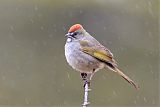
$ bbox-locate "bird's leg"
[88,72,95,81]
[81,73,90,87]
[81,72,95,87]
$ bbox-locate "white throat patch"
[67,37,72,42]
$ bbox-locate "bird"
[64,24,139,90]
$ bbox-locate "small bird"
[65,24,139,89]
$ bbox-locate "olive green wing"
[80,40,116,64]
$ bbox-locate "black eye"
[69,32,78,38]
[73,32,78,36]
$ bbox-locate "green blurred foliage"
[0,0,159,107]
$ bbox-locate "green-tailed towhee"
[65,24,139,89]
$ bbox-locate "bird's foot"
[81,73,87,80]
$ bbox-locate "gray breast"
[65,41,101,73]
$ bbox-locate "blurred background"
[0,0,159,107]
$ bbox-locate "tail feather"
[114,67,139,90]
[105,62,139,90]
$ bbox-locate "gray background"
[0,0,159,107]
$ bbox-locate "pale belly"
[65,42,104,73]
